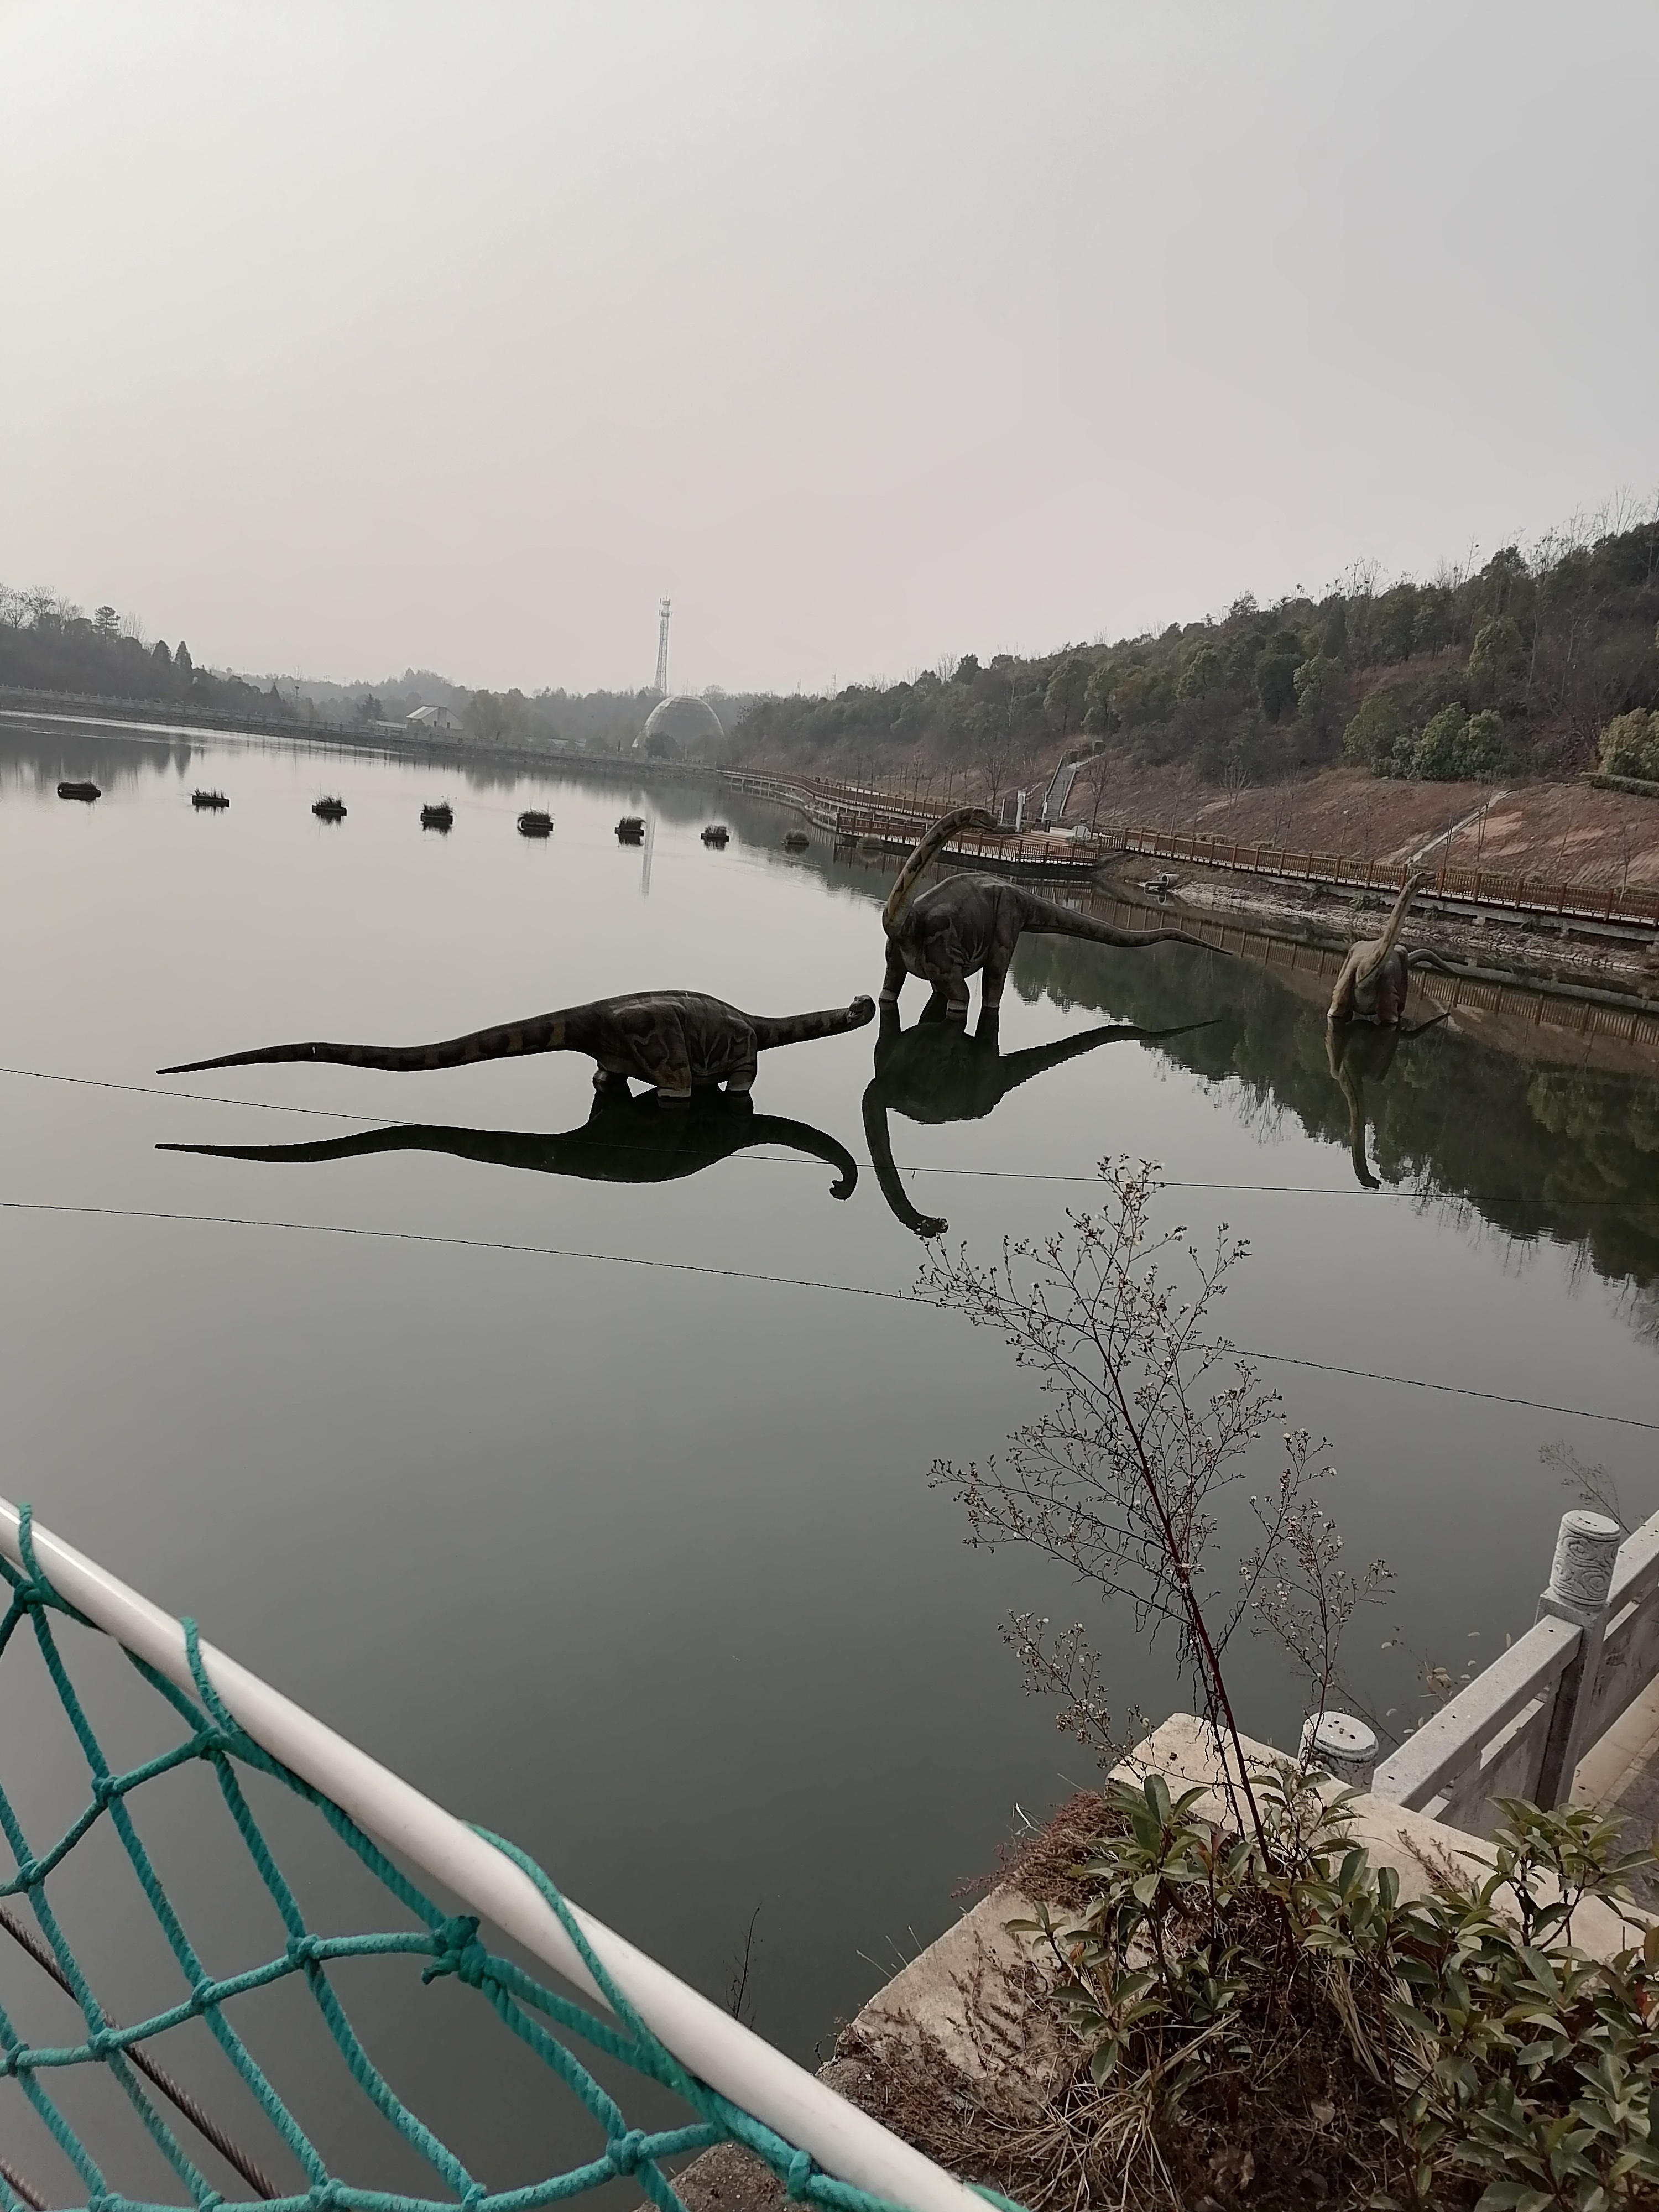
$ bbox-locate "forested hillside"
[733,515,1659,797]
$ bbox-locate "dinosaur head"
[847,994,876,1027]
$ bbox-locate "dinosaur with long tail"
[161,989,874,1102]
[880,807,1212,1020]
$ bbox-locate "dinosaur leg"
[724,1050,758,1094]
[980,943,1014,1013]
[879,943,908,1008]
[629,1027,695,1104]
[945,975,971,1022]
[919,983,952,1024]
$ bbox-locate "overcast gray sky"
[3,2,1655,697]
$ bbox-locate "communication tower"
[654,598,671,695]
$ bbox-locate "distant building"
[633,695,725,755]
[406,705,462,735]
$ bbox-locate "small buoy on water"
[192,789,229,810]
[615,815,645,844]
[312,796,347,821]
[421,802,454,831]
[701,823,729,847]
[57,780,101,802]
[518,810,553,838]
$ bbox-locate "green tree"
[1341,686,1405,769]
[1413,702,1467,780]
[1255,648,1298,723]
[1292,653,1341,717]
[1468,612,1526,683]
[1044,654,1092,739]
[1598,708,1659,781]
[1452,707,1506,779]
[1174,644,1222,701]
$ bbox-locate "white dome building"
[635,695,725,755]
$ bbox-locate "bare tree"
[921,1160,1385,1848]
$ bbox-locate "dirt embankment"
[1072,760,1659,890]
[747,745,1659,892]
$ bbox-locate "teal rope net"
[0,1506,929,2212]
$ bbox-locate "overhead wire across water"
[2,1193,1655,1434]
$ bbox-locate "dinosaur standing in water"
[1326,873,1464,1026]
[161,989,874,1102]
[162,1086,860,1199]
[880,807,1211,1021]
[862,1002,1211,1237]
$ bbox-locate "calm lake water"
[3,714,1657,2194]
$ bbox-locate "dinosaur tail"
[748,997,877,1051]
[1013,888,1211,953]
[1356,873,1425,985]
[881,806,999,932]
[159,1010,572,1077]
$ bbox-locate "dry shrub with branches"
[921,1158,1386,1846]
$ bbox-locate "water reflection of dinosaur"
[160,1086,860,1199]
[861,1003,1208,1238]
[1325,1012,1450,1188]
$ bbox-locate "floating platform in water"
[615,815,645,844]
[784,831,810,851]
[57,780,101,802]
[421,802,453,831]
[192,789,230,811]
[701,823,729,847]
[518,809,553,838]
[312,796,347,821]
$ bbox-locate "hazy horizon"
[3,2,1656,698]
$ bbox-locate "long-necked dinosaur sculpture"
[160,989,874,1102]
[1326,873,1465,1026]
[862,1002,1213,1237]
[160,1085,859,1199]
[880,806,1212,1020]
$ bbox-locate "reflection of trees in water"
[1007,931,1659,1294]
[0,726,195,792]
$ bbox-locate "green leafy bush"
[1009,1770,1659,2210]
[1344,687,1407,768]
[1413,703,1468,780]
[1294,653,1343,716]
[1599,709,1659,782]
[1256,649,1300,723]
[1468,614,1527,685]
[1453,707,1507,780]
[1175,644,1223,701]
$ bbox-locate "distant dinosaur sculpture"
[161,989,875,1103]
[1324,1008,1450,1188]
[161,1086,859,1199]
[880,806,1212,1020]
[1326,873,1466,1026]
[861,1001,1211,1237]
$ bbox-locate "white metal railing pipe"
[0,1500,982,2212]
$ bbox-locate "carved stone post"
[1533,1510,1622,1809]
[1298,1710,1379,1791]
